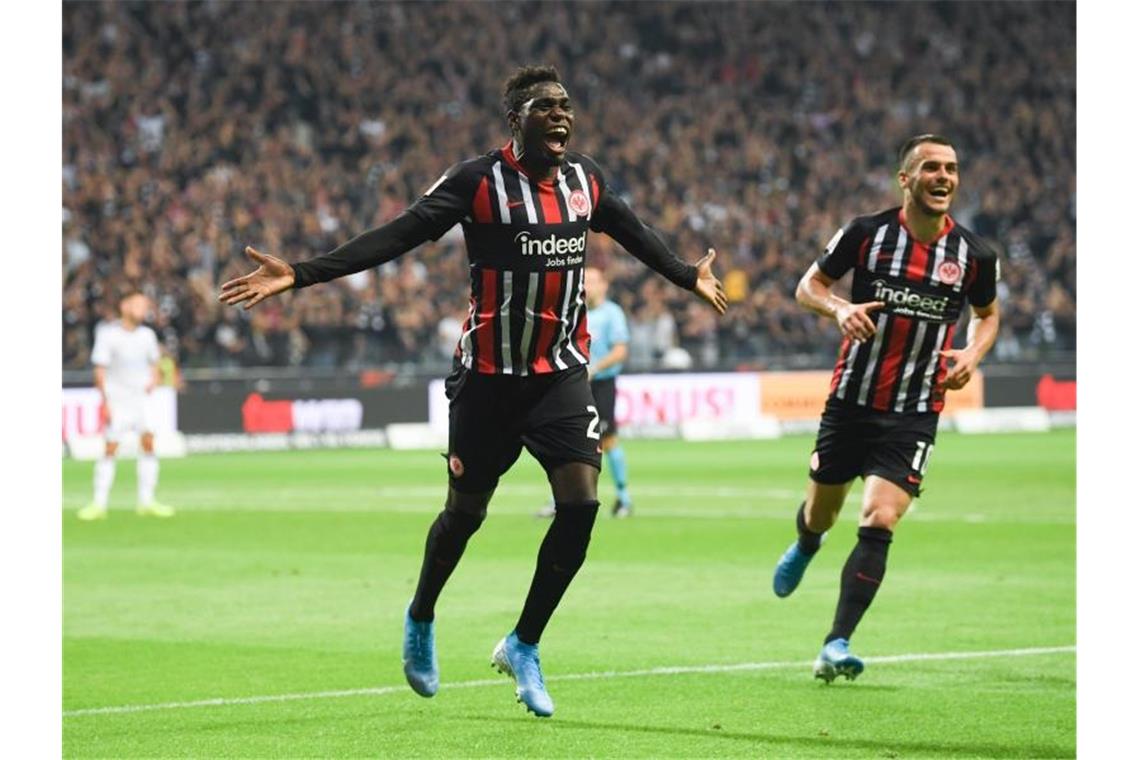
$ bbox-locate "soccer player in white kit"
[78,293,175,520]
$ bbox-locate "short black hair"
[897,134,955,169]
[502,64,562,114]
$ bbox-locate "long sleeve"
[590,189,697,290]
[291,211,435,289]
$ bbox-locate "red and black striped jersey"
[819,207,999,414]
[407,142,606,375]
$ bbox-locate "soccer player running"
[219,65,726,717]
[79,292,175,520]
[770,135,999,682]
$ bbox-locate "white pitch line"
[63,645,1074,718]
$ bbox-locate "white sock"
[93,457,116,508]
[137,454,159,506]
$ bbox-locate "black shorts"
[589,377,618,438]
[445,365,603,493]
[809,396,939,497]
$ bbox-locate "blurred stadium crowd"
[63,1,1074,373]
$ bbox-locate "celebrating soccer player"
[219,65,726,717]
[770,135,1000,682]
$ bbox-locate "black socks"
[409,507,486,622]
[795,501,823,555]
[515,501,599,645]
[826,526,893,643]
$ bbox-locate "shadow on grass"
[456,715,1074,759]
[66,706,1073,759]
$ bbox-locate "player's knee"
[803,500,840,532]
[140,434,155,453]
[445,487,492,522]
[440,506,486,538]
[860,502,904,530]
[548,462,599,503]
[105,442,119,457]
[550,501,599,570]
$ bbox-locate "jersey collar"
[502,140,561,184]
[897,207,955,243]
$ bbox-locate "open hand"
[693,248,728,315]
[218,247,296,309]
[836,301,885,342]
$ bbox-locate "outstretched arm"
[592,191,726,314]
[219,211,435,309]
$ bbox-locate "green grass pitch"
[63,430,1075,758]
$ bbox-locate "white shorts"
[105,391,156,442]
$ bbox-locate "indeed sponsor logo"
[871,279,950,317]
[514,231,587,257]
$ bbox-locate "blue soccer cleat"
[813,638,865,683]
[773,540,819,598]
[402,605,439,697]
[491,631,554,717]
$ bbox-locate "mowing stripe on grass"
[63,645,1074,718]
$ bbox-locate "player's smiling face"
[900,142,958,217]
[513,82,574,167]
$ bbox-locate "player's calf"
[515,501,598,643]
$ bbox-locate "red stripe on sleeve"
[871,317,913,411]
[589,174,600,207]
[475,268,499,373]
[905,241,930,282]
[538,182,563,224]
[857,237,871,268]
[530,272,564,374]
[472,177,492,223]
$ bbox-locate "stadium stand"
[63,1,1074,372]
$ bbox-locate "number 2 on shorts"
[586,405,601,440]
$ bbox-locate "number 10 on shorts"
[911,441,934,475]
